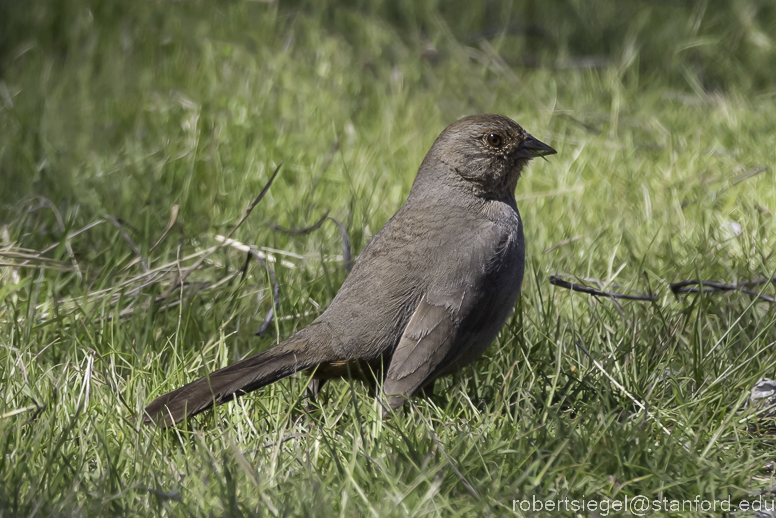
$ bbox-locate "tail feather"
[143,336,320,427]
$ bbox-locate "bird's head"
[414,114,556,199]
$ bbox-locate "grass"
[1,0,776,516]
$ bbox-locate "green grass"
[2,1,776,516]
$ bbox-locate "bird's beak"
[516,134,556,159]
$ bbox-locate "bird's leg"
[418,379,436,399]
[363,376,378,398]
[379,378,439,417]
[307,378,325,401]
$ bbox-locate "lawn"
[1,1,776,516]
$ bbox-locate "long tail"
[143,333,325,427]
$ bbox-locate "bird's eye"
[485,133,503,147]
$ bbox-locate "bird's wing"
[382,288,485,409]
[381,215,523,410]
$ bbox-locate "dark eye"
[485,133,503,147]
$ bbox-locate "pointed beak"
[516,134,556,159]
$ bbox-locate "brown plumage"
[143,114,556,427]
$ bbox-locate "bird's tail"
[143,332,326,427]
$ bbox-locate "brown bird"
[143,114,556,427]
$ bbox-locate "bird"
[143,114,556,427]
